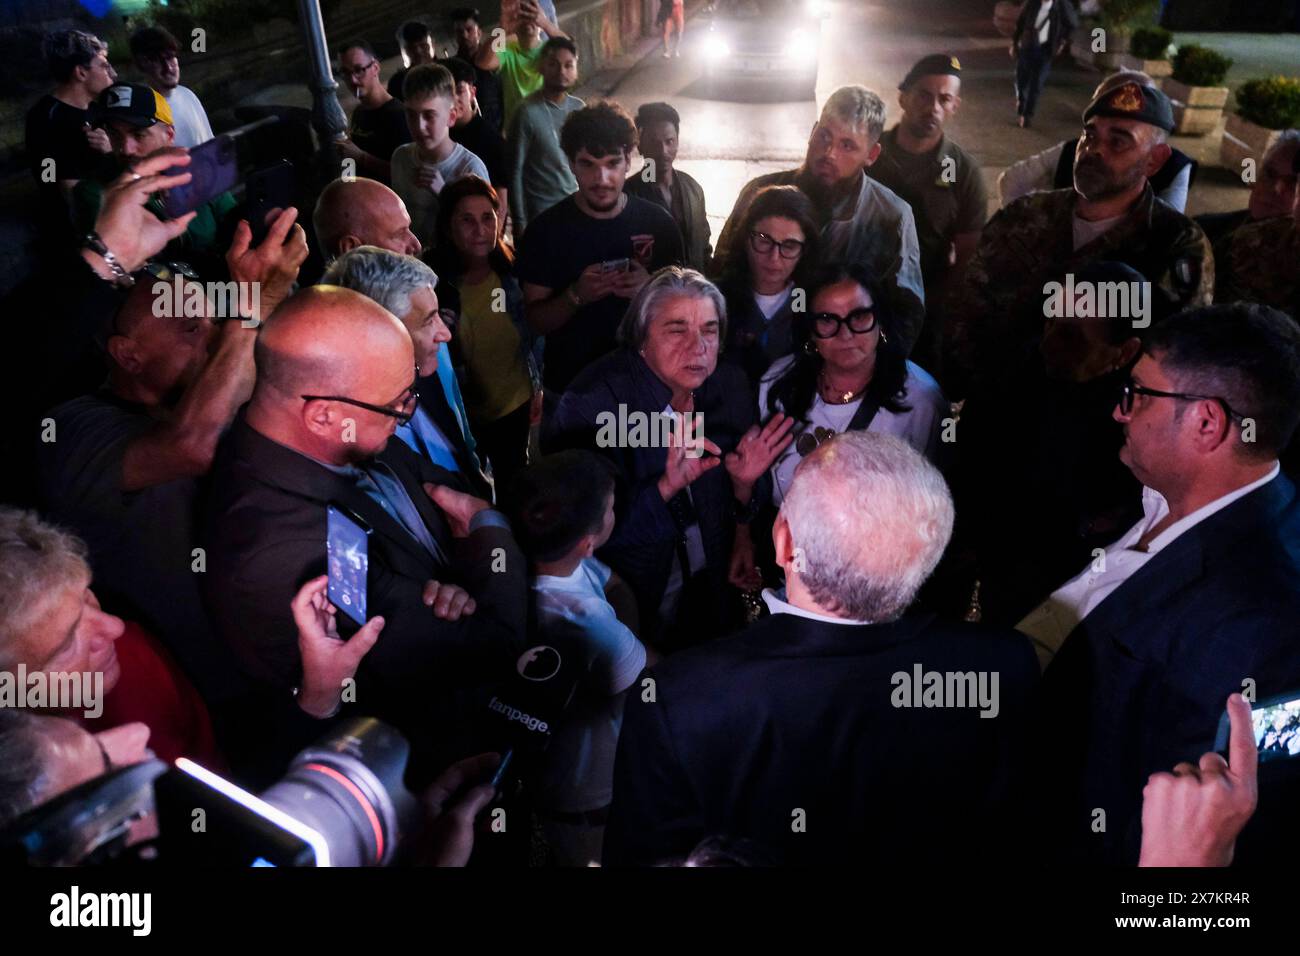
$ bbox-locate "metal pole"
[296,0,349,147]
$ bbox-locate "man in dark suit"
[603,431,1040,866]
[202,286,528,779]
[1022,303,1300,863]
[321,245,492,499]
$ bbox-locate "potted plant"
[1163,44,1233,135]
[1094,0,1160,69]
[1221,76,1300,171]
[1117,26,1172,78]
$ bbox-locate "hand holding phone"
[327,504,371,626]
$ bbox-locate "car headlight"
[805,0,829,17]
[706,33,732,60]
[783,29,812,58]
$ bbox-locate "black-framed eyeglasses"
[748,230,805,260]
[302,367,421,426]
[108,260,202,336]
[811,307,877,339]
[1117,378,1245,423]
[342,59,377,78]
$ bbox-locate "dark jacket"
[414,368,494,500]
[625,168,713,275]
[1053,137,1198,202]
[543,349,757,642]
[1014,0,1078,51]
[603,609,1040,866]
[201,410,529,769]
[1037,472,1300,863]
[718,275,798,389]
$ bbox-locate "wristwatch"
[82,231,135,287]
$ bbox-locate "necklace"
[819,371,866,405]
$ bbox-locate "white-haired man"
[712,85,926,353]
[602,431,1039,866]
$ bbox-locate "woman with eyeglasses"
[431,176,541,488]
[716,186,820,388]
[758,262,948,505]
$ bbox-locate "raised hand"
[225,206,310,321]
[658,399,723,500]
[725,413,795,502]
[423,482,491,538]
[291,575,384,718]
[87,148,196,274]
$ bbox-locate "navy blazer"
[415,369,493,501]
[543,349,758,641]
[1038,471,1300,863]
[603,609,1040,866]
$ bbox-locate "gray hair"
[0,709,56,830]
[780,431,954,623]
[1264,129,1300,165]
[618,266,727,351]
[0,509,89,668]
[320,246,438,321]
[820,85,886,143]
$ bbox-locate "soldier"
[713,85,926,354]
[867,53,988,378]
[1215,148,1300,318]
[945,81,1213,398]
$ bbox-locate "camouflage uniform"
[1214,216,1300,319]
[945,183,1214,395]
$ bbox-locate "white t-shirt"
[532,557,647,812]
[752,284,793,321]
[163,85,214,149]
[1072,210,1127,250]
[390,141,490,248]
[759,356,948,504]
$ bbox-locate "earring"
[803,340,817,354]
[879,330,888,345]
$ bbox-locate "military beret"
[900,54,961,91]
[1082,81,1175,133]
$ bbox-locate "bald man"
[312,176,482,487]
[202,286,527,776]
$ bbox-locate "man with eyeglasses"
[129,25,213,149]
[336,39,412,185]
[713,86,926,355]
[202,286,528,773]
[37,209,307,730]
[1018,303,1300,864]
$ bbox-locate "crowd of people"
[2,4,1298,869]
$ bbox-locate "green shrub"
[1172,45,1233,87]
[1130,27,1172,60]
[1235,77,1300,130]
[1098,0,1162,30]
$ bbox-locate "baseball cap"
[95,83,174,128]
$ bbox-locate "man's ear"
[1146,141,1172,177]
[772,511,795,572]
[105,334,142,375]
[1117,336,1142,369]
[301,398,339,439]
[337,234,362,254]
[1192,398,1236,452]
[864,140,883,167]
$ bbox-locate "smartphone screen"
[601,258,630,273]
[327,505,370,627]
[161,134,239,220]
[244,160,296,245]
[1215,692,1300,763]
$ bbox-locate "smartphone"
[160,133,240,220]
[326,505,371,627]
[600,257,630,273]
[1215,691,1300,764]
[243,161,297,246]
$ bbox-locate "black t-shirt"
[517,194,685,392]
[387,67,409,100]
[349,98,411,163]
[472,64,505,136]
[25,94,100,184]
[450,113,505,186]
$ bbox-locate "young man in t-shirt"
[517,101,685,395]
[129,25,214,149]
[451,6,506,136]
[474,0,566,131]
[337,39,411,184]
[386,20,437,100]
[24,30,117,204]
[391,64,491,248]
[446,56,509,234]
[506,37,582,237]
[503,450,648,867]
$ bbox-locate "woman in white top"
[758,262,949,504]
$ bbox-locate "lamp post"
[296,0,348,147]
